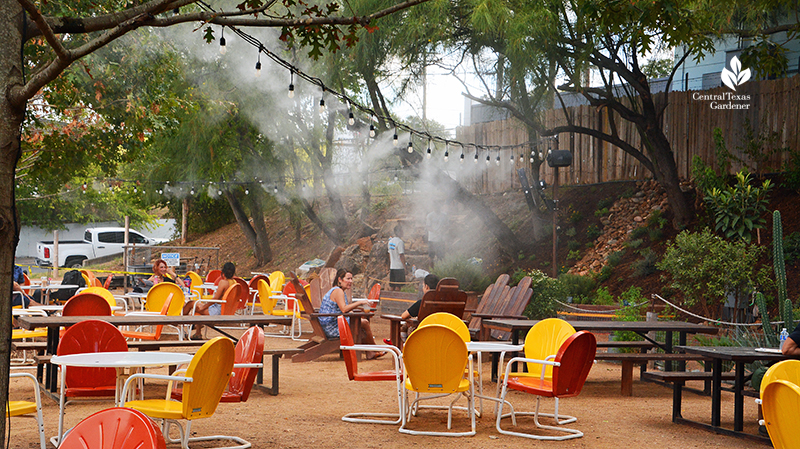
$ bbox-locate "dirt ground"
[8,319,767,449]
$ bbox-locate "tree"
[1,0,429,441]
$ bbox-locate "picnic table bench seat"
[642,370,738,421]
[594,352,709,396]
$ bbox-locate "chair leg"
[496,392,584,441]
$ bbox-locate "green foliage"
[740,38,789,79]
[567,249,581,261]
[704,171,772,243]
[594,287,615,305]
[586,225,601,240]
[614,298,647,351]
[626,238,644,249]
[558,273,596,303]
[784,232,800,263]
[647,209,668,229]
[783,150,800,193]
[168,194,234,235]
[597,198,615,210]
[521,269,561,320]
[431,255,491,293]
[568,211,583,224]
[594,207,610,217]
[641,58,674,78]
[632,248,659,278]
[594,265,613,283]
[567,240,581,250]
[629,227,649,240]
[606,250,625,267]
[648,228,664,242]
[565,227,577,237]
[619,286,646,305]
[657,229,770,312]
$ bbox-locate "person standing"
[388,225,407,291]
[425,207,448,266]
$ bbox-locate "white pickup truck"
[36,227,167,268]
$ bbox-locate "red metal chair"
[62,292,112,316]
[247,274,269,302]
[368,283,381,301]
[171,326,265,403]
[59,407,166,449]
[57,320,128,400]
[205,269,222,284]
[495,331,596,440]
[338,315,403,424]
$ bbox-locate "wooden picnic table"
[675,345,800,443]
[16,314,293,393]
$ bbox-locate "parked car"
[36,227,167,268]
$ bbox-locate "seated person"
[148,259,186,287]
[182,262,235,339]
[395,274,439,342]
[318,269,384,359]
[12,264,41,309]
[782,321,800,355]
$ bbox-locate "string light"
[255,47,262,77]
[496,153,501,166]
[219,27,227,55]
[407,140,413,153]
[460,146,465,163]
[348,105,355,126]
[486,152,490,164]
[426,145,431,159]
[319,87,326,114]
[369,116,376,138]
[288,70,294,98]
[274,185,278,194]
[190,186,195,195]
[444,142,449,162]
[245,188,249,195]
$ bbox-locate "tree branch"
[542,124,655,174]
[17,0,69,60]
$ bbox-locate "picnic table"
[675,345,800,442]
[15,314,293,393]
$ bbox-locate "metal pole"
[52,230,59,279]
[552,168,559,278]
[123,216,129,293]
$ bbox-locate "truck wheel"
[65,257,86,269]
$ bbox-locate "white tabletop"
[466,342,524,353]
[51,351,193,368]
[20,284,79,291]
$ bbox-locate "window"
[97,232,123,243]
[129,232,147,244]
[84,230,92,242]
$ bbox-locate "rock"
[335,244,364,275]
[356,236,372,253]
[634,216,643,222]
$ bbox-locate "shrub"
[629,227,649,240]
[568,211,583,224]
[783,149,800,193]
[784,231,800,263]
[703,171,772,244]
[593,287,615,305]
[565,227,577,237]
[597,198,615,210]
[431,255,491,292]
[594,207,610,217]
[522,269,561,320]
[626,238,644,249]
[619,286,646,305]
[594,265,613,282]
[657,229,771,313]
[586,225,602,240]
[648,228,664,242]
[632,248,659,277]
[567,249,581,261]
[567,240,581,250]
[613,301,647,351]
[647,209,668,229]
[606,250,625,267]
[559,273,596,303]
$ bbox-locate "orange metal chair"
[496,331,596,440]
[205,269,222,284]
[7,372,46,449]
[247,275,269,303]
[82,286,120,310]
[368,283,381,301]
[172,326,265,403]
[62,292,112,316]
[59,407,166,449]
[121,294,175,341]
[337,315,403,424]
[57,320,128,400]
[122,337,246,449]
[400,324,475,436]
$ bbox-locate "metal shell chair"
[496,331,596,440]
[762,379,800,449]
[59,407,166,449]
[7,372,46,449]
[337,316,403,424]
[498,318,578,424]
[256,279,301,339]
[82,286,121,310]
[63,292,113,316]
[171,326,265,403]
[246,275,269,309]
[121,294,175,341]
[205,269,222,284]
[122,337,248,449]
[187,271,212,300]
[400,324,475,436]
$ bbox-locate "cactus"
[774,210,788,306]
[756,292,777,346]
[785,297,795,332]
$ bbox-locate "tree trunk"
[245,186,272,265]
[323,112,349,240]
[223,190,271,266]
[643,125,693,229]
[0,2,26,441]
[300,198,342,244]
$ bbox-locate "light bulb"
[519,154,524,162]
[319,98,326,114]
[190,187,195,195]
[274,186,278,194]
[426,147,432,159]
[474,152,479,163]
[245,189,249,195]
[219,37,227,55]
[393,129,398,145]
[407,141,413,153]
[486,154,490,164]
[444,151,449,162]
[217,190,222,195]
[496,155,500,166]
[530,156,535,163]
[255,61,261,77]
[460,152,465,162]
[511,154,515,162]
[288,84,295,98]
[348,111,355,126]
[369,124,376,138]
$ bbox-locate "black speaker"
[547,150,573,168]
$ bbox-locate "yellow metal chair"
[143,282,185,339]
[762,379,800,449]
[418,312,471,342]
[400,324,475,436]
[7,372,46,449]
[256,279,303,339]
[187,271,213,300]
[82,286,124,312]
[121,337,247,449]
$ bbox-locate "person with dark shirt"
[387,274,439,343]
[12,264,41,308]
[782,322,800,355]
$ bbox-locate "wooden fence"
[455,76,800,193]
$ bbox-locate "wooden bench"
[594,352,708,396]
[255,348,304,395]
[596,341,655,350]
[642,370,737,421]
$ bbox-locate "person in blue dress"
[318,269,384,359]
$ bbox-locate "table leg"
[711,358,722,427]
[349,317,363,361]
[665,331,674,371]
[46,328,60,392]
[678,332,688,372]
[389,320,401,349]
[56,365,66,447]
[734,360,745,431]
